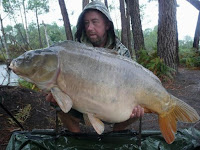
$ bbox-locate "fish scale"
[9,40,200,144]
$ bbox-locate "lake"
[0,64,19,85]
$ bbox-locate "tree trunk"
[104,0,108,9]
[7,0,27,47]
[186,0,200,10]
[0,35,5,49]
[157,0,178,72]
[119,0,128,48]
[128,0,145,60]
[22,0,30,45]
[193,12,200,50]
[176,20,179,67]
[35,7,43,48]
[43,21,50,47]
[82,0,89,9]
[125,0,132,56]
[58,0,73,40]
[0,15,10,60]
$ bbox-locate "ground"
[0,67,200,149]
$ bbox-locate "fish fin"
[51,87,73,113]
[87,113,104,134]
[159,95,200,144]
[83,114,92,126]
[159,114,176,144]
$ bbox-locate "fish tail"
[159,95,200,144]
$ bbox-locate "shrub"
[179,48,200,68]
[137,50,175,82]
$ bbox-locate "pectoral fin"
[83,114,92,126]
[51,87,72,113]
[87,113,104,135]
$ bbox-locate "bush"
[179,48,200,68]
[137,50,175,82]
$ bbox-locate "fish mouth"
[9,61,15,70]
[9,60,18,74]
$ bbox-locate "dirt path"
[0,67,200,149]
[136,67,200,131]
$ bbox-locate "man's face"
[84,10,110,47]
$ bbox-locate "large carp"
[10,40,199,144]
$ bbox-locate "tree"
[22,0,30,45]
[47,23,66,43]
[186,0,200,10]
[58,0,73,40]
[0,15,9,59]
[127,0,145,60]
[186,0,200,50]
[42,21,50,47]
[125,0,132,55]
[143,26,157,51]
[82,0,89,9]
[193,12,200,50]
[28,0,49,48]
[104,0,108,9]
[157,0,178,71]
[2,0,29,47]
[119,0,128,48]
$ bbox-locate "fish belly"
[56,47,167,123]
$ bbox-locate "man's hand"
[46,93,57,104]
[130,105,144,118]
[113,105,144,131]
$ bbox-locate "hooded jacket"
[75,1,131,58]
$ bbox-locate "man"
[46,1,144,133]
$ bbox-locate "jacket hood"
[80,1,112,22]
[75,1,115,43]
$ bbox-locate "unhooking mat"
[6,127,200,150]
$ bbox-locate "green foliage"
[138,50,175,81]
[179,48,200,68]
[18,79,40,91]
[143,26,157,51]
[179,36,193,49]
[47,22,66,43]
[8,104,31,125]
[2,0,19,14]
[0,50,7,62]
[28,0,49,14]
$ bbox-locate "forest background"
[0,0,200,80]
[1,1,200,148]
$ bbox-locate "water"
[0,64,19,85]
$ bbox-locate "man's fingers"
[46,93,57,103]
[46,93,52,102]
[130,105,144,118]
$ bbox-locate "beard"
[88,33,107,47]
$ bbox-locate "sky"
[2,0,199,40]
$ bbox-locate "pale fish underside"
[9,40,200,144]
